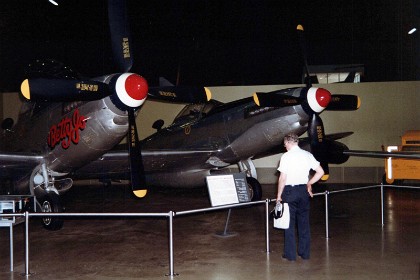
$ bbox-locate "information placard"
[206,173,250,206]
[232,173,250,203]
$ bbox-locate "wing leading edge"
[0,152,45,180]
[344,150,420,159]
[0,152,44,168]
[71,148,220,181]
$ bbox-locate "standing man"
[276,133,324,261]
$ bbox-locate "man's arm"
[277,172,287,202]
[307,165,324,197]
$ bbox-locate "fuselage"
[61,86,349,189]
[0,95,131,192]
[140,95,311,187]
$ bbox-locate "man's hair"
[284,133,299,143]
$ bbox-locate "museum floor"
[1,182,419,280]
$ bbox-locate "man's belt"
[285,184,306,187]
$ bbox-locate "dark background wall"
[0,0,418,92]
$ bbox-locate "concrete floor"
[0,182,419,279]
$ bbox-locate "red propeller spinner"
[115,73,149,108]
[307,88,331,113]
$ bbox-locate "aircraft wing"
[71,148,218,180]
[0,152,44,167]
[0,152,45,177]
[253,132,354,160]
[344,150,420,160]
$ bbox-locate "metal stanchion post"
[25,211,30,276]
[325,191,329,239]
[10,221,13,272]
[381,183,384,227]
[220,209,232,236]
[265,199,270,253]
[167,211,178,277]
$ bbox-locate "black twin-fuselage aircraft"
[0,0,210,230]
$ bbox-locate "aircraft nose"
[307,87,331,113]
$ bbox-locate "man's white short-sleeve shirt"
[277,145,320,185]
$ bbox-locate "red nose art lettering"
[48,109,87,149]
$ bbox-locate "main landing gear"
[246,177,262,201]
[30,164,68,231]
[238,159,262,201]
[39,192,64,231]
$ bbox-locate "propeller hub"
[115,73,148,108]
[307,88,331,113]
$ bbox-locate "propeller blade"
[20,73,149,105]
[327,95,361,111]
[297,25,312,87]
[127,109,147,198]
[148,86,212,103]
[253,87,332,115]
[20,78,111,102]
[108,0,133,73]
[108,0,147,197]
[253,88,302,107]
[320,162,330,180]
[308,114,329,180]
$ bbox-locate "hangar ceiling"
[0,0,418,92]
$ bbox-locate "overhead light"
[48,0,58,5]
[408,28,417,35]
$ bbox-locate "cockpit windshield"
[172,100,223,124]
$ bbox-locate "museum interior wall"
[1,81,419,184]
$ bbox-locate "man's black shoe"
[298,254,310,260]
[282,255,296,261]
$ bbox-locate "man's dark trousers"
[281,184,311,261]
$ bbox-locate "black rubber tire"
[40,192,64,231]
[246,177,262,201]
